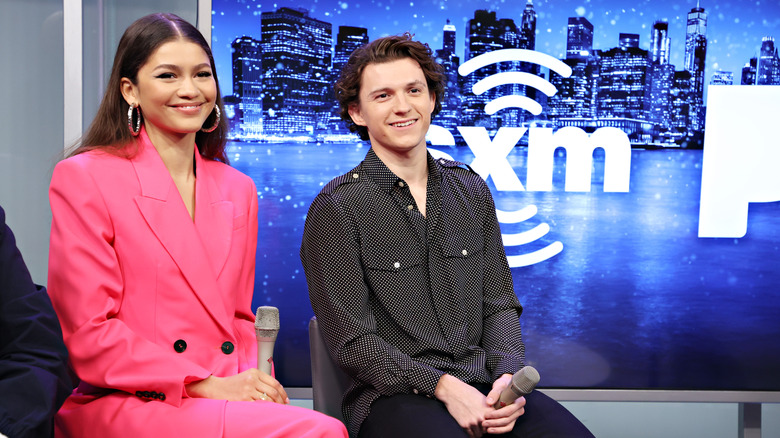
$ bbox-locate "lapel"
[193,150,234,279]
[131,128,233,334]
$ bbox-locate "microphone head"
[255,306,280,335]
[511,366,540,395]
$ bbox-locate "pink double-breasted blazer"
[47,129,346,437]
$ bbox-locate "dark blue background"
[213,0,780,390]
[228,142,780,391]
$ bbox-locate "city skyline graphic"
[212,0,779,147]
[212,0,778,91]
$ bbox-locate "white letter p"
[698,86,780,238]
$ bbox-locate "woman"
[47,13,347,437]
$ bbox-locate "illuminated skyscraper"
[670,70,694,144]
[742,57,757,85]
[260,7,332,136]
[231,36,263,138]
[333,26,368,78]
[520,0,536,50]
[646,63,674,131]
[619,33,639,49]
[650,21,670,65]
[567,17,594,59]
[548,57,598,119]
[757,37,780,85]
[442,19,456,53]
[598,44,649,120]
[327,26,368,133]
[684,2,707,131]
[435,20,461,131]
[517,0,542,119]
[647,21,673,139]
[463,10,510,127]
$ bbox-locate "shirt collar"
[362,148,442,193]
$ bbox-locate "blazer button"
[221,341,234,354]
[174,339,187,353]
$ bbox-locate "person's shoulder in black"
[0,205,72,438]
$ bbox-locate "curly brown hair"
[334,33,446,141]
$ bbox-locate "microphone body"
[254,306,280,375]
[494,366,540,409]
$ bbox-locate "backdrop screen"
[211,0,780,390]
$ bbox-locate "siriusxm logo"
[698,85,780,238]
[427,48,633,267]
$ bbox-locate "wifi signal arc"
[496,206,563,267]
[486,95,542,115]
[473,71,557,96]
[473,71,559,115]
[458,49,573,77]
[459,49,572,117]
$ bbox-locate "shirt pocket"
[439,228,486,308]
[362,243,422,273]
[440,227,484,260]
[361,243,430,321]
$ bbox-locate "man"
[300,34,593,438]
[0,205,72,438]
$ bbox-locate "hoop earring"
[127,103,141,136]
[202,106,221,133]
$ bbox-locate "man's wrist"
[434,373,461,402]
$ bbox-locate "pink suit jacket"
[48,129,260,435]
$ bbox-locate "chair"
[308,316,352,424]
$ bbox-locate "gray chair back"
[309,316,352,424]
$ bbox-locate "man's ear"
[347,103,366,126]
[120,77,138,106]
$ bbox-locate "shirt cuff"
[491,356,525,380]
[408,364,446,397]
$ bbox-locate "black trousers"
[358,386,594,438]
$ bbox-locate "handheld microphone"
[254,306,279,375]
[494,366,540,409]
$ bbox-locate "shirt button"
[393,262,401,269]
[413,389,419,394]
[173,339,187,353]
[407,205,413,210]
[398,181,405,187]
[221,341,234,354]
[462,249,468,256]
[352,173,359,179]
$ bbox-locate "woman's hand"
[185,369,290,404]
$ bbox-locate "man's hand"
[185,369,290,404]
[434,374,492,438]
[482,373,526,434]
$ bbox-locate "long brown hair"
[70,13,228,163]
[334,33,446,141]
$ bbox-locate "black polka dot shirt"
[301,148,525,437]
